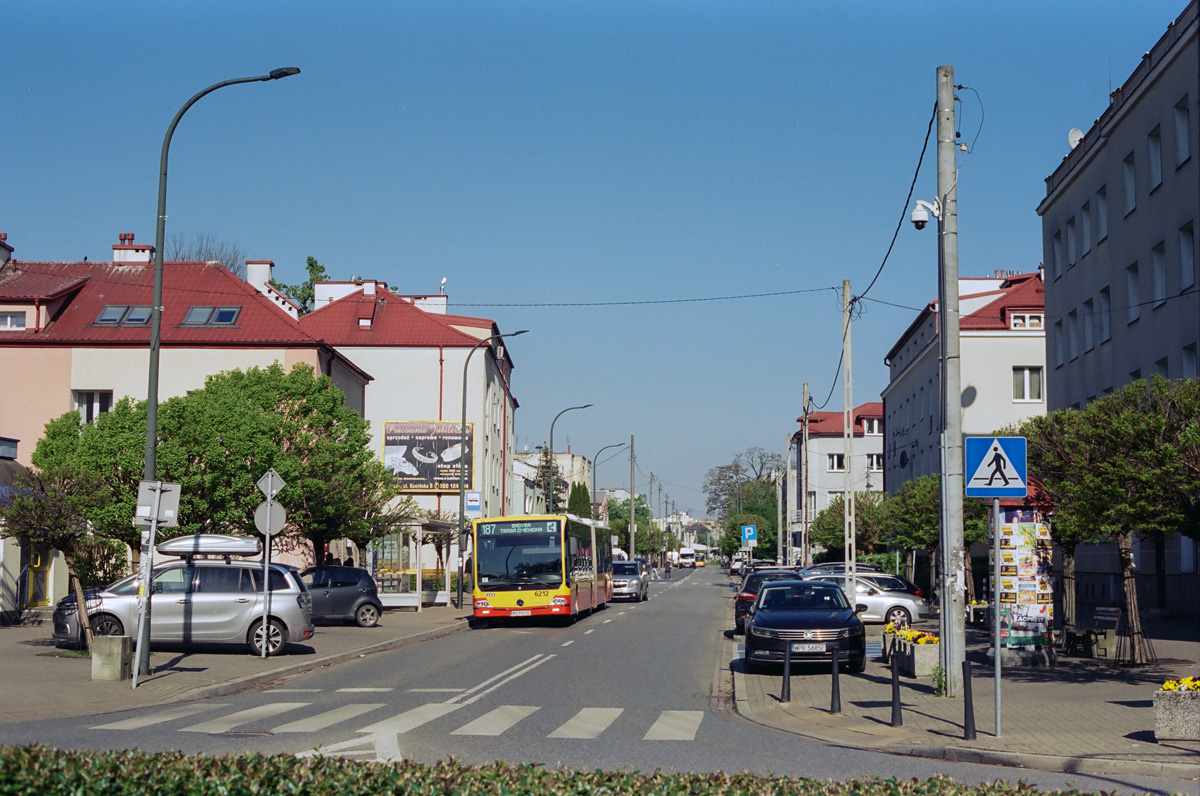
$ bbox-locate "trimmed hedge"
[0,746,1108,796]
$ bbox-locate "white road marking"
[453,655,557,706]
[273,704,385,733]
[180,703,309,734]
[450,705,540,736]
[548,707,623,739]
[584,629,595,635]
[561,640,575,647]
[602,619,613,624]
[643,710,704,741]
[266,688,322,693]
[91,704,227,730]
[408,688,464,693]
[445,654,544,704]
[337,687,393,692]
[356,702,464,735]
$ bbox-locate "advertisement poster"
[383,421,472,493]
[991,507,1054,647]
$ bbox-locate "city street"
[1,568,1195,796]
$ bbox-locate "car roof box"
[157,534,262,558]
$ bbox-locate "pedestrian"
[665,558,673,579]
[344,555,355,568]
[652,562,659,581]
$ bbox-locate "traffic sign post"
[255,469,286,658]
[965,436,1027,739]
[741,524,758,549]
[132,481,180,688]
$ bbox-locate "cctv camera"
[910,205,930,231]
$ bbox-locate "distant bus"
[470,514,612,623]
[678,547,697,568]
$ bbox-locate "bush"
[0,746,1100,796]
[73,537,129,588]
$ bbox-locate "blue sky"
[2,1,1184,517]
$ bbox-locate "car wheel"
[886,606,912,627]
[90,614,124,637]
[355,603,380,628]
[249,618,287,656]
[848,655,866,674]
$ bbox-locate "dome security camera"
[911,205,930,231]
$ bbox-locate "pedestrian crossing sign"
[965,436,1027,498]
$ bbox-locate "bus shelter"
[366,519,456,611]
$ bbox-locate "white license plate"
[791,642,825,653]
[510,609,532,617]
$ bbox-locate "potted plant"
[893,627,940,678]
[1154,676,1200,741]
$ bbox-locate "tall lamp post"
[591,443,626,501]
[457,330,528,610]
[547,404,593,511]
[137,67,300,678]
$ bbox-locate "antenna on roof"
[440,277,447,294]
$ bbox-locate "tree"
[702,447,783,519]
[272,256,328,315]
[1,417,107,652]
[606,494,654,557]
[166,232,246,280]
[808,491,890,558]
[536,447,567,513]
[567,483,592,520]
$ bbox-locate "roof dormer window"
[1010,312,1043,330]
[95,305,127,324]
[94,305,152,325]
[183,306,241,326]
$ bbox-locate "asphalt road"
[0,567,1191,796]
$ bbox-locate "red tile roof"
[796,402,883,436]
[960,273,1045,330]
[299,286,498,348]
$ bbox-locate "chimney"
[245,260,275,291]
[112,233,154,264]
[0,233,11,265]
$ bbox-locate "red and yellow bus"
[470,514,613,623]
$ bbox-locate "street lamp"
[547,404,593,511]
[137,67,300,679]
[457,329,528,610]
[591,443,626,501]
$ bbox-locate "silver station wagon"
[52,534,314,656]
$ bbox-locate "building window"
[807,491,817,521]
[1,311,26,329]
[1181,223,1196,290]
[1184,344,1198,379]
[183,306,242,326]
[1068,310,1079,360]
[1082,298,1095,352]
[73,390,112,423]
[862,418,882,435]
[1096,186,1108,241]
[1081,202,1092,256]
[1126,263,1140,323]
[1013,367,1044,402]
[867,453,883,472]
[1053,321,1064,367]
[95,306,128,324]
[1148,127,1163,190]
[1051,231,1063,279]
[1176,96,1191,167]
[827,454,845,472]
[1152,243,1166,307]
[94,305,152,325]
[1123,153,1136,215]
[1155,357,1169,378]
[1010,312,1044,331]
[1099,286,1112,342]
[1066,217,1076,267]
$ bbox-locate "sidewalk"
[0,605,468,724]
[732,618,1200,779]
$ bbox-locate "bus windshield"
[476,519,564,589]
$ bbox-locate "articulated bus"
[470,514,613,623]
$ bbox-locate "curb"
[728,655,1198,780]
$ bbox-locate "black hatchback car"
[732,569,801,634]
[300,566,383,627]
[743,579,866,674]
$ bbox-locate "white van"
[678,548,696,568]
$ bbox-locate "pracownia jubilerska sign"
[383,421,472,493]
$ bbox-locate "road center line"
[455,654,557,706]
[561,640,575,646]
[584,629,595,634]
[444,654,544,704]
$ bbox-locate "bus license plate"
[791,642,824,653]
[511,609,531,617]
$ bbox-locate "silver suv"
[52,535,314,656]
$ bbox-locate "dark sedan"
[743,579,867,674]
[300,566,383,627]
[732,569,801,634]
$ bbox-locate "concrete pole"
[629,435,636,561]
[776,464,784,565]
[785,433,795,565]
[802,382,810,567]
[938,64,965,697]
[843,280,856,599]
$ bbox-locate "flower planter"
[896,640,940,678]
[1154,690,1200,741]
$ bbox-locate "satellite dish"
[1068,128,1084,150]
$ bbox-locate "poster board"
[991,507,1054,648]
[384,421,472,493]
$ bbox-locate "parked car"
[809,574,930,626]
[743,579,867,674]
[732,569,801,633]
[611,560,650,602]
[729,559,746,577]
[798,562,883,578]
[52,534,314,656]
[856,572,924,600]
[299,566,383,627]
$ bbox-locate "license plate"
[510,609,531,617]
[791,642,825,653]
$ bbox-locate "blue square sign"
[965,437,1027,498]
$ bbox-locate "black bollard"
[781,643,792,703]
[881,632,890,665]
[962,659,977,740]
[890,652,903,727]
[830,647,842,714]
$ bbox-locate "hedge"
[0,746,1112,796]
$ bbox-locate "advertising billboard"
[384,421,472,493]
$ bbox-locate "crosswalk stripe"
[273,704,386,733]
[451,705,539,736]
[548,707,623,739]
[337,687,393,693]
[356,702,463,735]
[643,710,703,740]
[179,703,309,734]
[91,704,228,730]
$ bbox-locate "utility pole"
[843,280,857,599]
[786,432,797,566]
[802,382,810,567]
[937,64,966,697]
[776,465,784,565]
[648,472,655,562]
[629,435,636,561]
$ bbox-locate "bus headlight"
[550,597,569,606]
[474,600,491,609]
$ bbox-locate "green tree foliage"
[567,483,592,520]
[808,491,890,556]
[272,256,329,315]
[723,512,772,560]
[702,447,782,519]
[605,494,655,557]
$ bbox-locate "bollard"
[830,647,842,714]
[781,643,792,703]
[962,659,977,740]
[890,651,903,727]
[881,631,890,665]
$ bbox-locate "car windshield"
[746,572,794,592]
[758,583,849,611]
[613,563,639,576]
